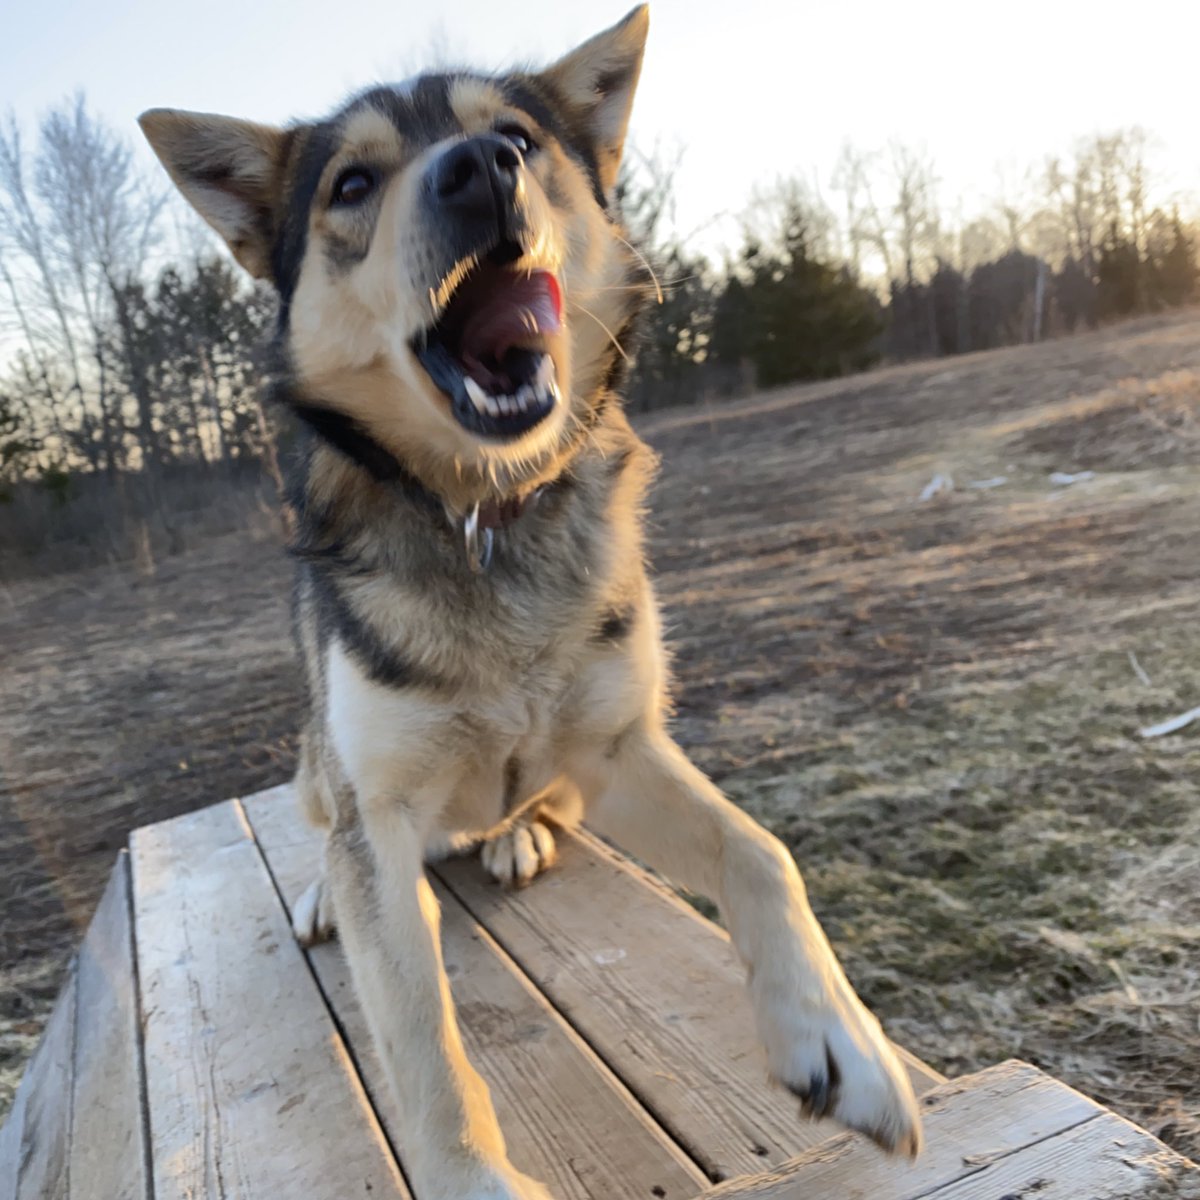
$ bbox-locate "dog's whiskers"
[614,233,664,305]
[579,277,693,296]
[574,304,630,363]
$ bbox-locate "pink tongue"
[459,270,562,366]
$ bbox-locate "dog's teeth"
[464,376,489,413]
[461,364,556,425]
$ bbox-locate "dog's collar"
[286,398,551,572]
[457,488,545,573]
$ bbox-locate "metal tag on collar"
[463,503,494,573]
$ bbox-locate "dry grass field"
[3,309,1200,1158]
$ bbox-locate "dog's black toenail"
[805,1069,832,1117]
[824,1040,841,1092]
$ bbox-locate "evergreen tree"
[1147,212,1196,308]
[969,251,1043,349]
[710,206,882,387]
[1055,256,1097,332]
[0,386,36,502]
[1096,221,1141,317]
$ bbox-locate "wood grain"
[927,1108,1200,1199]
[12,963,76,1200]
[131,800,410,1200]
[69,852,150,1200]
[436,822,941,1183]
[0,1047,30,1200]
[693,1060,1102,1198]
[242,784,708,1200]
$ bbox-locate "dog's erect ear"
[139,109,288,280]
[541,5,649,197]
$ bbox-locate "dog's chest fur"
[292,408,661,838]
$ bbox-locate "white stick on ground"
[919,473,954,502]
[1139,705,1200,739]
[1127,651,1152,687]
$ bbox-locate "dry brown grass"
[3,308,1200,1159]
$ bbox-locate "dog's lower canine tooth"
[535,355,555,389]
[464,376,489,412]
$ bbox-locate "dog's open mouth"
[414,262,563,440]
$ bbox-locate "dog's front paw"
[480,816,557,888]
[756,982,922,1158]
[292,875,336,947]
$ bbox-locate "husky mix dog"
[140,9,921,1197]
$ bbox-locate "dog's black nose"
[432,134,523,217]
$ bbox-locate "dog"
[140,8,921,1197]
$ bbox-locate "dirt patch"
[3,309,1200,1158]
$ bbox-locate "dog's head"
[140,7,649,506]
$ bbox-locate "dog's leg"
[293,722,339,945]
[326,804,553,1200]
[585,723,922,1158]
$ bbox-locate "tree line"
[625,132,1197,409]
[0,98,1196,564]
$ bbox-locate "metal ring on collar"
[463,504,494,573]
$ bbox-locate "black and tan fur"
[141,10,921,1197]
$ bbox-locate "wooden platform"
[3,784,1199,1199]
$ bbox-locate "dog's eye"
[332,168,376,206]
[496,124,536,155]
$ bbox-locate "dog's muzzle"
[412,136,564,444]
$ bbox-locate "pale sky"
[5,0,1200,257]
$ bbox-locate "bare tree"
[832,143,895,280]
[0,95,164,475]
[889,142,940,289]
[743,175,841,265]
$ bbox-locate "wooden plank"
[242,784,707,1200]
[131,800,410,1200]
[435,823,941,1183]
[0,1051,30,1200]
[12,962,76,1200]
[925,1108,1200,1199]
[69,852,150,1200]
[0,1094,24,1195]
[691,1060,1102,1198]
